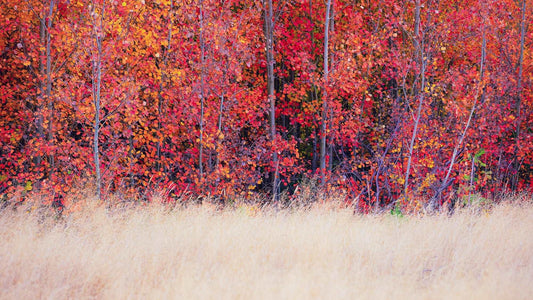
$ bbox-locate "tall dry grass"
[0,198,532,299]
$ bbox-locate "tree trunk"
[403,0,423,203]
[35,16,46,175]
[93,39,102,201]
[215,93,224,170]
[328,3,335,174]
[264,0,278,201]
[92,3,105,201]
[320,0,332,186]
[46,0,55,175]
[431,29,486,210]
[513,0,526,188]
[198,0,206,181]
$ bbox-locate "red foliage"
[0,0,531,210]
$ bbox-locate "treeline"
[0,0,531,210]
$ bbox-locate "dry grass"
[1,198,532,300]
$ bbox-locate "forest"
[1,0,531,212]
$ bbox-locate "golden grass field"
[1,197,532,299]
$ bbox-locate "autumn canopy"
[0,0,531,210]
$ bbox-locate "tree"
[0,0,531,209]
[263,0,278,200]
[320,0,332,186]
